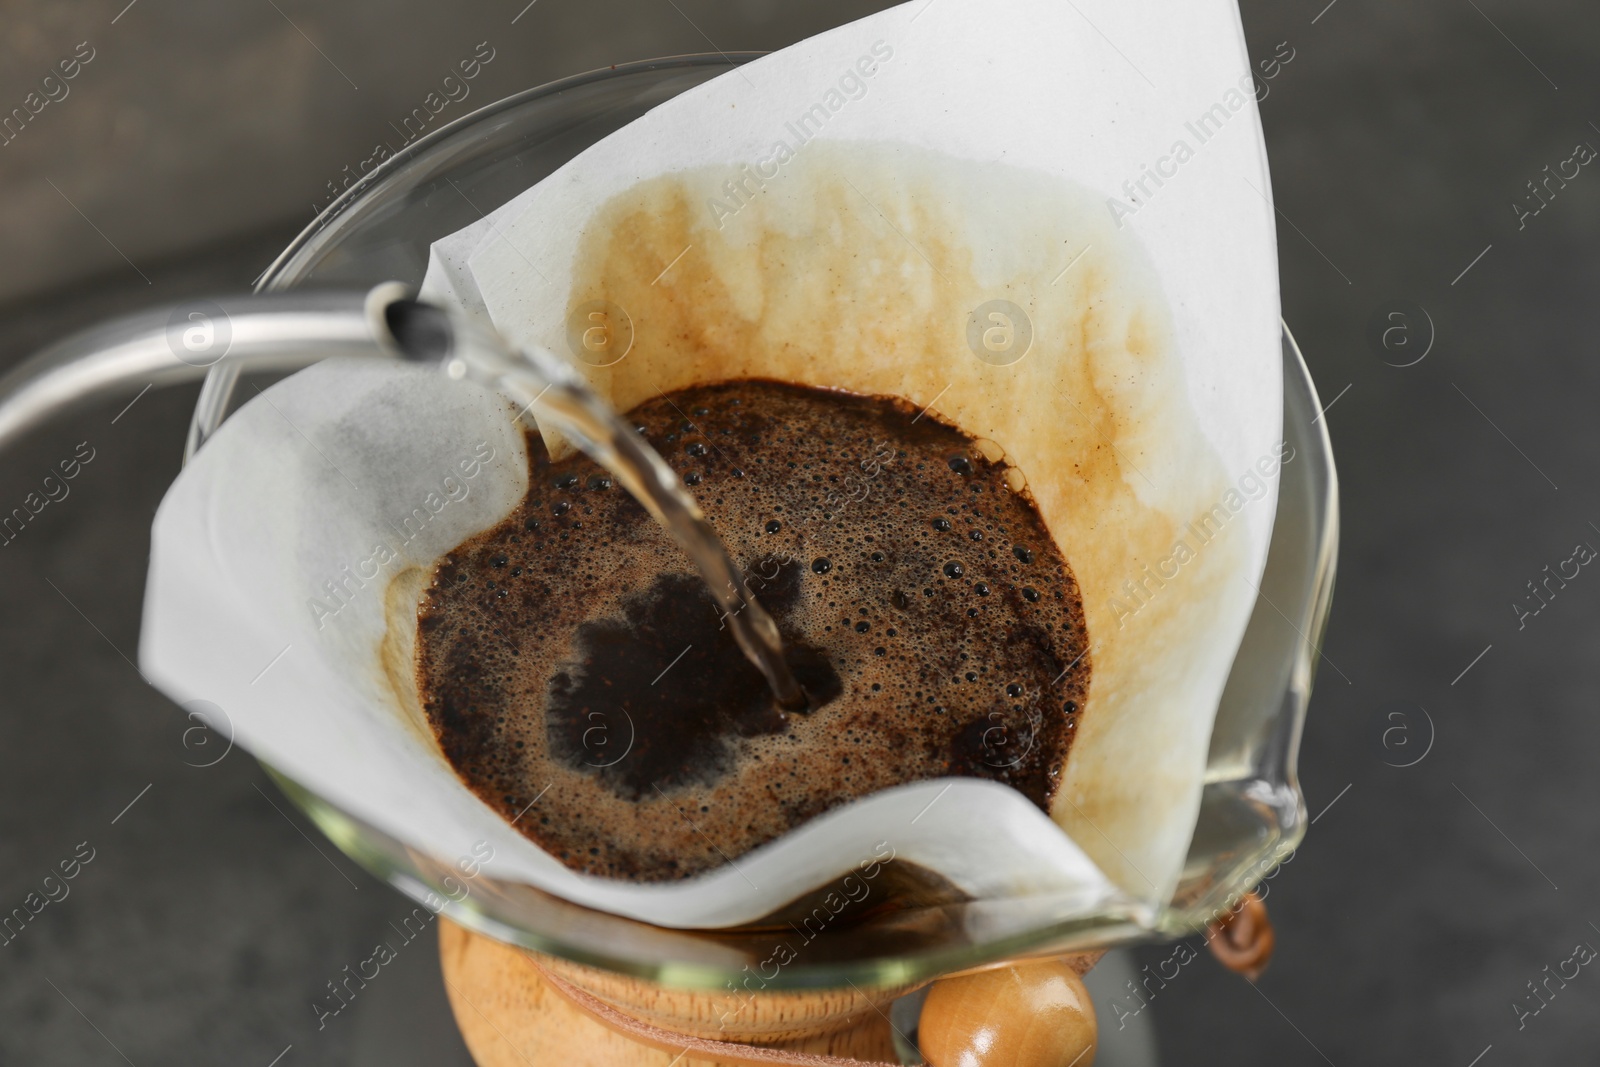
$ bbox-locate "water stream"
[438,323,808,712]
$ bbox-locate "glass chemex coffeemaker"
[0,56,1335,1067]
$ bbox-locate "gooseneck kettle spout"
[0,283,807,709]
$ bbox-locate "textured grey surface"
[1132,1,1600,1064]
[0,229,475,1063]
[0,0,894,303]
[2,0,1599,1064]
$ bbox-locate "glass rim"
[254,52,767,297]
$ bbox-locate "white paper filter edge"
[141,0,1280,930]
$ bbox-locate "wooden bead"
[918,958,1097,1067]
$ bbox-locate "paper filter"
[141,0,1282,928]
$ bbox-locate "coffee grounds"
[416,380,1090,881]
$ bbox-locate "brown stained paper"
[547,142,1249,897]
[426,0,1284,911]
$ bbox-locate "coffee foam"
[416,380,1091,881]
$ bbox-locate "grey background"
[2,0,1598,1063]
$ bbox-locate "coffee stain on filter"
[548,140,1249,901]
